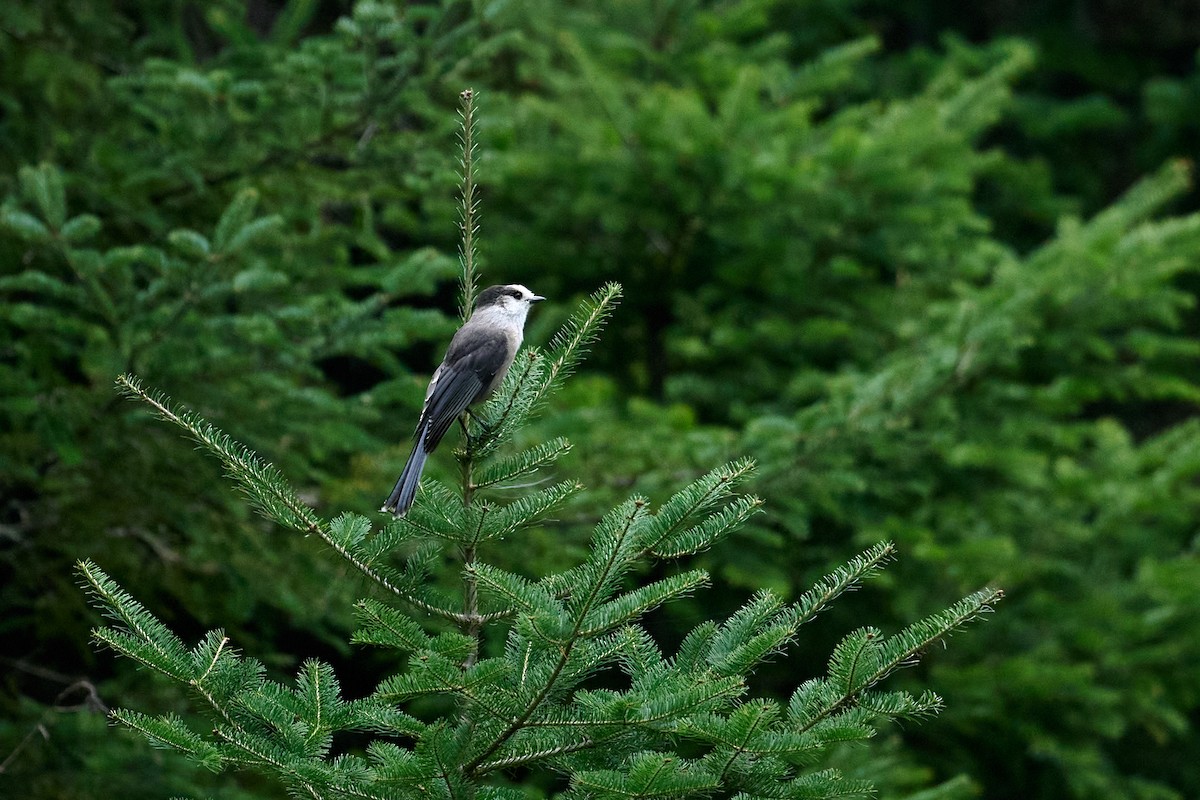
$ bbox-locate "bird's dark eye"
[509,290,522,299]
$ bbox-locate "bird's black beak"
[530,295,546,303]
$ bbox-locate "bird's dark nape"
[474,285,508,308]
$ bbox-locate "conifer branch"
[797,587,1004,733]
[792,541,897,626]
[476,737,593,772]
[452,685,514,726]
[115,374,475,625]
[108,710,225,770]
[430,737,464,800]
[462,558,482,666]
[116,373,318,531]
[457,88,480,323]
[713,703,771,786]
[327,785,395,800]
[196,637,228,684]
[870,588,1003,685]
[465,501,643,775]
[455,88,485,666]
[461,451,483,667]
[190,680,243,737]
[474,437,572,489]
[212,727,323,799]
[535,282,622,408]
[641,458,758,558]
[77,559,190,683]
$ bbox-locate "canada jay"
[381,284,545,517]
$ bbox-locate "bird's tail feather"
[381,440,428,517]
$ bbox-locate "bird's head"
[473,284,545,325]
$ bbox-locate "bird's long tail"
[381,437,428,517]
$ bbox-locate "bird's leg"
[457,415,477,453]
[459,409,494,450]
[465,407,496,434]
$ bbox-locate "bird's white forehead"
[505,284,535,297]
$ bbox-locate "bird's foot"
[465,408,496,435]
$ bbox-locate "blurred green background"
[3,1,1199,797]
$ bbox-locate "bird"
[381,283,545,517]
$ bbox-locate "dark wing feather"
[418,333,508,451]
[419,368,482,449]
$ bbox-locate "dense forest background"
[3,1,1200,797]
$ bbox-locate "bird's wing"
[418,333,509,450]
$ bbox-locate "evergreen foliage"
[72,95,1002,799]
[738,158,1200,800]
[5,2,1200,798]
[1,4,468,792]
[80,374,1000,798]
[462,9,1200,796]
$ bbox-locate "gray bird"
[382,284,544,517]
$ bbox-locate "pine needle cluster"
[79,92,1002,800]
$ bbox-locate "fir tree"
[79,91,1002,800]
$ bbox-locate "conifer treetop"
[80,88,1003,800]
